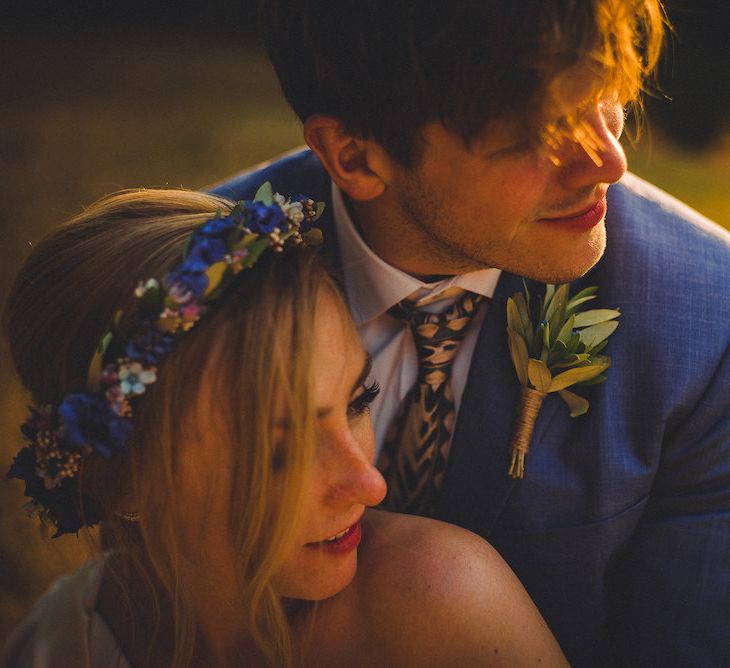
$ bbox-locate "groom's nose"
[555,101,628,189]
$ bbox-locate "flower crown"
[7,183,325,536]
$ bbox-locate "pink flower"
[168,282,193,304]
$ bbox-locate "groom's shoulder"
[207,147,330,202]
[597,172,730,312]
[606,172,730,274]
[588,173,729,373]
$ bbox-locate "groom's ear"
[304,115,392,201]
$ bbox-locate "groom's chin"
[514,224,607,284]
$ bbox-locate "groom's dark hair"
[260,0,664,167]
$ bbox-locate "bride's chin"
[273,552,359,602]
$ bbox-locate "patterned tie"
[377,288,485,515]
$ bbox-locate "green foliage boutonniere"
[506,283,620,479]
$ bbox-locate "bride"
[2,185,566,666]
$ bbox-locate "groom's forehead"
[469,63,613,143]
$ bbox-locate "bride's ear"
[303,115,392,201]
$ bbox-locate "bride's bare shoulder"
[354,509,567,666]
[360,508,497,576]
[358,508,509,607]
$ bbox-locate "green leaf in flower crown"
[225,226,242,250]
[572,308,621,328]
[528,358,552,393]
[558,389,590,417]
[313,201,326,221]
[241,236,272,268]
[203,261,227,293]
[578,319,619,350]
[507,328,529,386]
[302,227,324,246]
[86,331,113,392]
[253,181,274,205]
[229,202,248,225]
[231,232,259,251]
[203,261,230,300]
[138,281,164,318]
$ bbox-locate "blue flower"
[7,447,101,537]
[7,445,36,482]
[20,405,58,441]
[246,202,288,234]
[196,214,238,238]
[165,256,210,299]
[118,362,157,396]
[47,482,101,537]
[126,322,175,365]
[186,237,227,265]
[58,394,132,459]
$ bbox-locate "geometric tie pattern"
[377,288,486,516]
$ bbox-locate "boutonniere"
[506,282,620,479]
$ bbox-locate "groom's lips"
[538,197,607,231]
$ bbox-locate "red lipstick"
[306,521,362,555]
[539,197,606,231]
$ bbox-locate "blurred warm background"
[1,0,728,645]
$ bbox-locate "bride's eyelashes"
[348,381,380,417]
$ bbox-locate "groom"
[211,1,730,665]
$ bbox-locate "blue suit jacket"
[211,149,730,667]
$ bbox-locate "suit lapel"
[436,272,562,536]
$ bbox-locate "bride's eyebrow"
[350,354,373,396]
[313,354,374,420]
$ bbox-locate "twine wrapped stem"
[508,387,547,479]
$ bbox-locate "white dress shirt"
[332,184,501,457]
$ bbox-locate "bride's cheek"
[350,413,376,457]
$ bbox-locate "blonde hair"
[4,189,342,666]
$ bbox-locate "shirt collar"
[332,183,501,325]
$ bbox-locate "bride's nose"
[320,429,387,509]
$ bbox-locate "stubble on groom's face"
[372,85,626,282]
[373,141,604,282]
